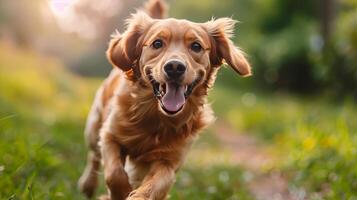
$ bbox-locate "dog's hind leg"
[78,88,104,198]
[78,150,101,198]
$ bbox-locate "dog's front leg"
[127,161,175,200]
[101,131,132,200]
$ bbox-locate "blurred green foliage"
[319,0,357,97]
[171,0,357,97]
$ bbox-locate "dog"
[78,0,251,199]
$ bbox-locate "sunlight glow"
[48,0,122,39]
[49,0,73,17]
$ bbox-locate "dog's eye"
[191,42,202,53]
[152,39,163,49]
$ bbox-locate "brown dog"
[78,0,251,199]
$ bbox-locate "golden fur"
[78,0,251,199]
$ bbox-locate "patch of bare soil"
[214,121,306,200]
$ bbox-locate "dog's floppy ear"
[203,18,251,76]
[107,11,153,71]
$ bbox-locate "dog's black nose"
[164,60,186,80]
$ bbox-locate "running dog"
[78,0,251,199]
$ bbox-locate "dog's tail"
[144,0,168,19]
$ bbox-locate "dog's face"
[140,19,213,115]
[107,12,251,116]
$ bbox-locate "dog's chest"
[122,131,188,162]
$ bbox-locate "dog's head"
[107,10,251,116]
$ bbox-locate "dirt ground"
[214,121,306,200]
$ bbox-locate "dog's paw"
[126,190,147,200]
[126,196,146,200]
[98,194,111,200]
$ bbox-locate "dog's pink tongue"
[162,83,185,112]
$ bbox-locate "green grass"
[0,43,96,199]
[210,70,357,199]
[0,43,252,199]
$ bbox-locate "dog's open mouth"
[153,80,199,115]
[147,70,201,115]
[156,82,185,114]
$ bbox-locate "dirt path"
[214,121,306,200]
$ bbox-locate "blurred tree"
[321,0,336,44]
[320,0,357,97]
[251,0,357,97]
